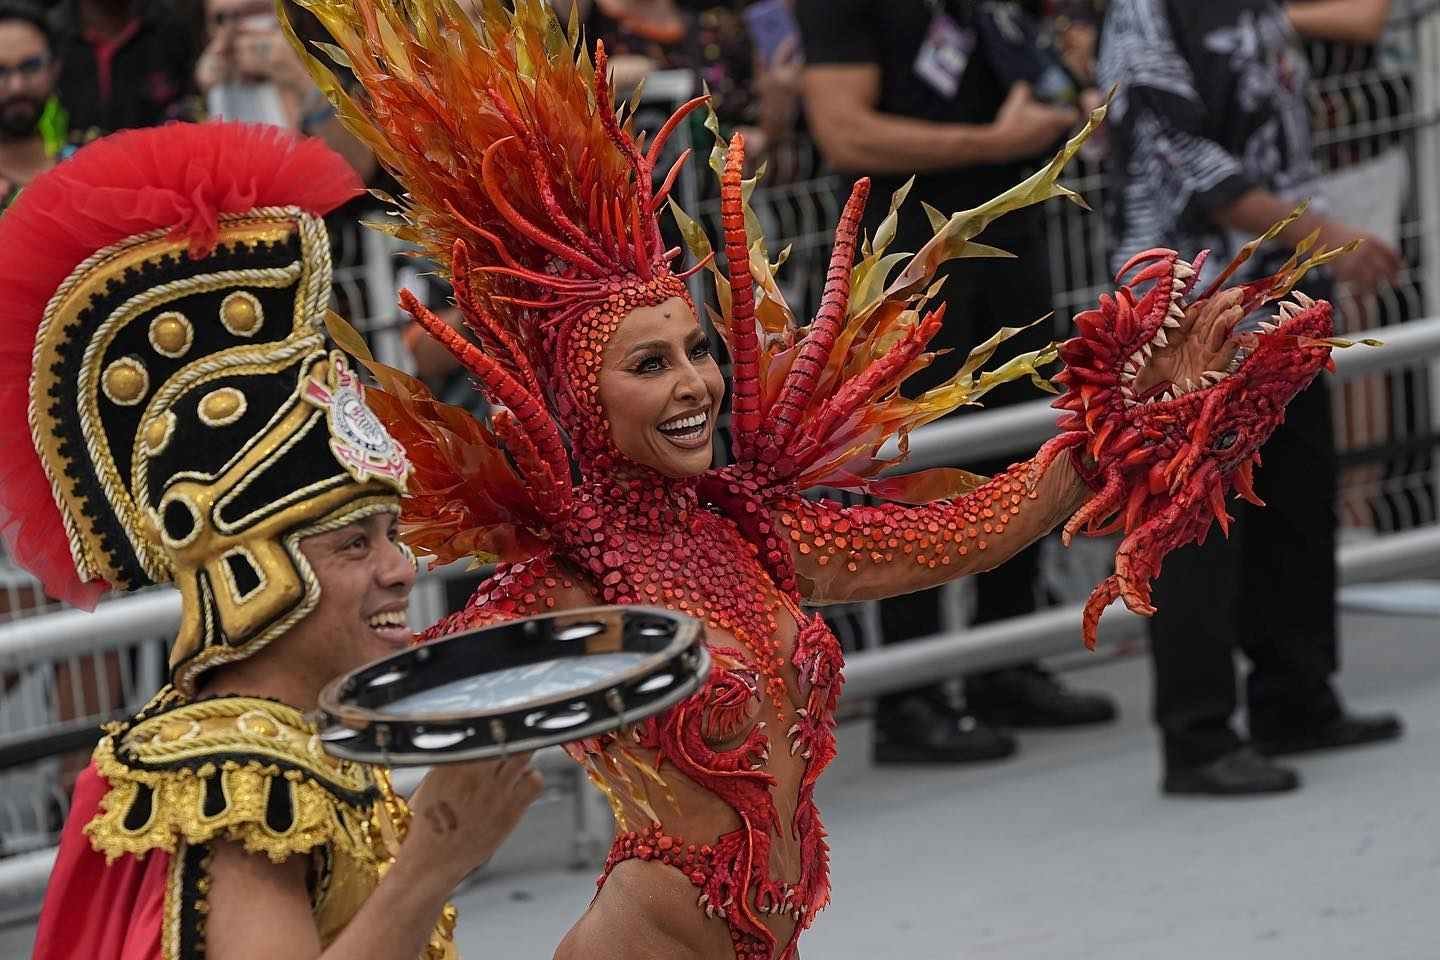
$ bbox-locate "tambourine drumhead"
[314,606,708,765]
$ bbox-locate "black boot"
[873,690,1017,764]
[1163,747,1301,796]
[1254,711,1403,757]
[965,664,1118,728]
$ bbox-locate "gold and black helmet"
[0,123,411,693]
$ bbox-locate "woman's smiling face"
[596,296,725,478]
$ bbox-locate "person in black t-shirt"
[1099,0,1402,798]
[797,0,1119,767]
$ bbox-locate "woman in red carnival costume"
[290,2,1354,956]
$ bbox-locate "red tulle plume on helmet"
[0,122,363,609]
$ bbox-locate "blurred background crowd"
[0,0,1435,873]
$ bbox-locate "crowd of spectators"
[792,0,1402,796]
[0,0,1411,805]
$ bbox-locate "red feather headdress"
[289,0,1110,566]
[287,0,707,386]
[287,0,712,560]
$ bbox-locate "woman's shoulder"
[419,555,602,640]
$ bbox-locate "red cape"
[32,762,168,960]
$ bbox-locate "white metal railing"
[896,314,1440,468]
[2,518,1436,906]
[2,315,1435,672]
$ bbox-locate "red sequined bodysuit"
[292,2,1351,956]
[432,476,842,959]
[423,452,1074,959]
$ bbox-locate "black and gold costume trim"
[25,203,410,696]
[86,689,457,960]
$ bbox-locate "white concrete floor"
[3,610,1436,959]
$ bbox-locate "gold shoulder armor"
[85,689,382,866]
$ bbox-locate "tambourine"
[314,606,709,765]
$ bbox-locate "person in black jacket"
[798,0,1119,766]
[48,0,200,140]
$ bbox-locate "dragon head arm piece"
[1053,220,1351,648]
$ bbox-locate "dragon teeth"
[1279,301,1303,319]
[1259,321,1278,333]
[1167,303,1185,322]
[1203,371,1225,384]
[1294,290,1315,307]
[1153,328,1168,347]
[1174,260,1195,280]
[1163,316,1181,329]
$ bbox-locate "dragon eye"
[1213,430,1239,451]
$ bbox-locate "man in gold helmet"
[1,121,541,960]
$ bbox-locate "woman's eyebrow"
[625,339,670,357]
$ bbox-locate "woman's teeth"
[657,411,708,441]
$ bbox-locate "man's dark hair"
[0,0,56,53]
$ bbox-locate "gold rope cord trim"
[28,209,331,589]
[169,495,399,694]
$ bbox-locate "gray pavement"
[2,609,1435,959]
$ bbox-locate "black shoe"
[873,694,1017,764]
[965,664,1118,728]
[1254,712,1403,758]
[1163,747,1300,797]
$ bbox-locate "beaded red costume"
[290,2,1350,956]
